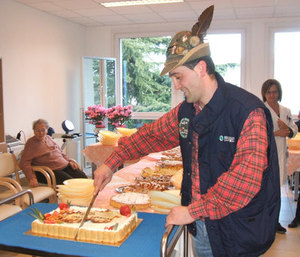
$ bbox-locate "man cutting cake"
[93,5,280,257]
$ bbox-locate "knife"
[74,193,98,240]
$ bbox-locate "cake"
[30,205,137,244]
[170,170,183,189]
[141,166,182,178]
[120,175,173,193]
[156,160,183,170]
[161,147,182,161]
[287,132,300,150]
[110,192,151,210]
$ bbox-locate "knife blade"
[74,193,97,240]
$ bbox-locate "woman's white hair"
[32,119,49,130]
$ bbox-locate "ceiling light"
[101,0,184,8]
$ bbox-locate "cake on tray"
[30,204,137,245]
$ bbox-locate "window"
[206,33,241,87]
[274,31,300,115]
[82,57,116,110]
[121,36,172,118]
[81,57,116,149]
[120,33,241,122]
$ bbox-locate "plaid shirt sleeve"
[104,103,181,171]
[188,108,268,220]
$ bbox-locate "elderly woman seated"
[20,119,87,187]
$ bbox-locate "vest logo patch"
[219,135,235,143]
[179,117,189,138]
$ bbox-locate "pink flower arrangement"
[85,104,106,128]
[106,105,133,128]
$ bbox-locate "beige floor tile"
[263,249,300,257]
[0,250,30,257]
[262,183,300,256]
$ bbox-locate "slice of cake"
[30,204,137,244]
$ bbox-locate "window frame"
[114,27,246,120]
[268,24,300,77]
[268,24,300,115]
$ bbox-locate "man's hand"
[93,164,114,195]
[165,206,196,228]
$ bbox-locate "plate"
[63,178,94,186]
[115,185,129,193]
[115,185,175,194]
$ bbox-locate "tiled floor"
[262,183,300,257]
[0,183,299,257]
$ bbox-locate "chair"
[0,152,57,208]
[0,179,34,221]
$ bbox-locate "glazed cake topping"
[112,192,150,205]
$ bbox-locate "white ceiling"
[13,0,300,27]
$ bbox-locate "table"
[82,143,140,177]
[81,148,189,256]
[82,143,118,167]
[0,203,184,257]
[92,155,161,212]
[287,150,300,201]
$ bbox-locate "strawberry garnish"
[59,202,70,210]
[120,205,131,217]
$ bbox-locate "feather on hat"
[160,5,214,76]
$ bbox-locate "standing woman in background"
[261,79,298,233]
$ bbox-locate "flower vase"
[107,123,115,132]
[94,127,104,136]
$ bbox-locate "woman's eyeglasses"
[34,129,47,133]
[266,90,278,95]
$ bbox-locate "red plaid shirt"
[104,105,268,220]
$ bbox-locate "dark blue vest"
[178,73,280,257]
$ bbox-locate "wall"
[1,0,300,146]
[0,0,85,141]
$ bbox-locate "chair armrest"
[0,177,23,192]
[0,178,23,206]
[31,166,57,191]
[0,188,34,206]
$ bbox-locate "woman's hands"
[274,119,290,137]
[29,177,39,187]
[69,160,80,170]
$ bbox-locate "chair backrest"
[0,153,18,177]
